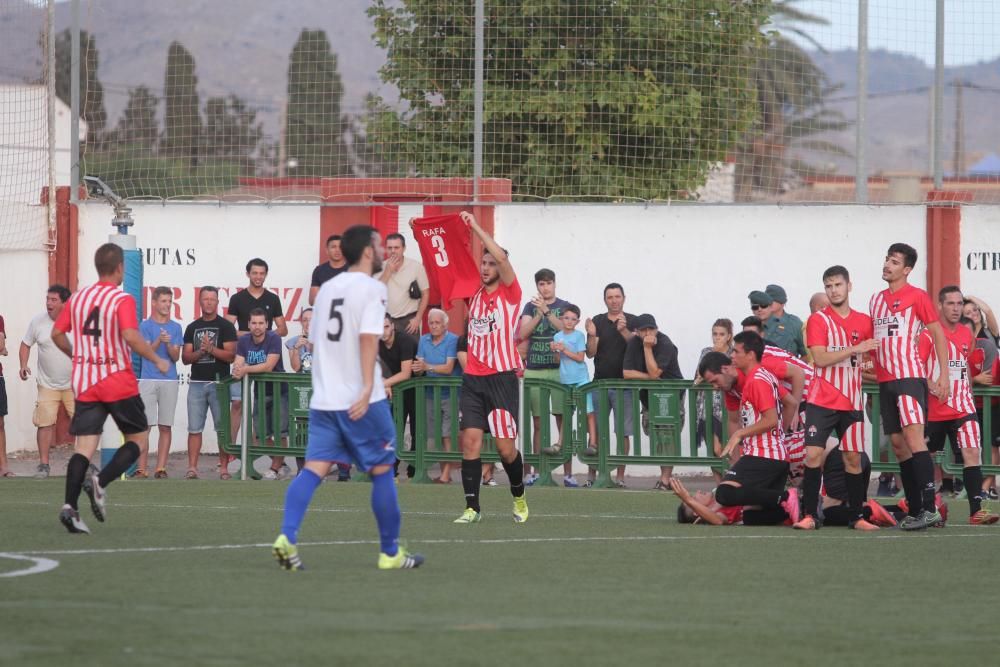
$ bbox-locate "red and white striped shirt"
[869,284,938,382]
[53,282,139,401]
[806,306,873,411]
[465,278,523,376]
[918,325,977,420]
[761,345,813,402]
[739,365,786,461]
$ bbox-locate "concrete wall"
[960,206,1000,300]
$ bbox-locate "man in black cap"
[747,290,773,320]
[623,314,684,490]
[762,284,806,358]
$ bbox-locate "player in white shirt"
[272,225,424,571]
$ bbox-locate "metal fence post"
[473,0,484,203]
[70,0,81,202]
[933,0,945,190]
[855,0,868,203]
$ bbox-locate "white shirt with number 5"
[309,271,388,411]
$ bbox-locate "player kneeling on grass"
[272,225,423,571]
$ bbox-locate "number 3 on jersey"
[82,306,102,344]
[327,298,344,342]
[431,234,449,267]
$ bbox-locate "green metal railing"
[213,373,1000,482]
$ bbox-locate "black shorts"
[70,395,148,437]
[459,371,519,439]
[723,455,789,491]
[0,376,7,417]
[822,449,872,503]
[878,378,928,434]
[803,404,864,450]
[926,414,979,453]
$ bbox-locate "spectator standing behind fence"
[762,284,806,357]
[550,304,593,488]
[286,308,313,373]
[695,318,733,484]
[379,313,417,481]
[227,258,287,336]
[413,308,461,484]
[233,308,289,480]
[622,313,684,491]
[308,235,347,306]
[135,287,183,479]
[18,285,74,479]
[519,268,571,485]
[0,313,9,478]
[182,286,237,480]
[963,295,1000,348]
[377,234,429,336]
[584,283,638,488]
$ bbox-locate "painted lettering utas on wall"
[141,247,197,266]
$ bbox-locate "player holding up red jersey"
[795,265,879,531]
[451,211,529,525]
[918,286,999,525]
[869,243,950,531]
[51,243,168,534]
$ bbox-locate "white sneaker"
[277,464,293,480]
[524,473,540,486]
[262,468,279,480]
[483,478,498,487]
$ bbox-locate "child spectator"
[549,304,596,487]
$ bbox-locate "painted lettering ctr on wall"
[966,252,1000,271]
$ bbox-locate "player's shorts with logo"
[723,455,789,492]
[804,404,865,452]
[878,378,927,434]
[926,413,980,453]
[460,371,519,438]
[305,399,396,472]
[70,395,149,436]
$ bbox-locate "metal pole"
[933,0,944,190]
[47,1,57,230]
[241,375,250,480]
[855,0,868,203]
[70,0,81,202]
[472,0,484,203]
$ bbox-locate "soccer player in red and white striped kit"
[870,243,951,531]
[51,243,169,533]
[452,211,530,525]
[918,285,999,525]
[795,265,880,530]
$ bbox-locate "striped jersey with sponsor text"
[761,345,813,402]
[52,281,139,401]
[918,325,977,420]
[739,365,787,461]
[465,278,523,376]
[869,284,938,382]
[806,306,874,411]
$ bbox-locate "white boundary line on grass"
[10,529,1000,558]
[0,553,60,578]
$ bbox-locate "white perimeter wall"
[960,206,1000,301]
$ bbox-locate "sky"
[789,0,1000,66]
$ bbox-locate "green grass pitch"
[1,479,996,666]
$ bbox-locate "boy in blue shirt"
[549,304,596,487]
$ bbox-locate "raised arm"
[462,211,515,286]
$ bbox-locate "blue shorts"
[187,381,221,433]
[305,400,396,472]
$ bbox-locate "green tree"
[112,85,159,150]
[161,41,201,163]
[285,29,350,177]
[203,95,263,171]
[734,0,850,200]
[52,29,106,141]
[368,0,769,201]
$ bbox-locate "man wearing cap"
[623,314,684,490]
[748,290,774,321]
[761,284,806,358]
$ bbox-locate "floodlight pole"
[472,0,484,204]
[933,0,944,190]
[855,0,868,203]
[70,0,81,202]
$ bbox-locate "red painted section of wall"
[42,186,81,291]
[925,190,971,299]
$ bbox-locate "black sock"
[939,477,954,493]
[742,507,788,525]
[802,465,822,517]
[911,450,937,513]
[461,458,482,512]
[97,441,141,488]
[964,466,984,515]
[899,458,921,517]
[822,505,856,526]
[715,484,783,509]
[501,451,525,498]
[845,471,867,522]
[64,453,90,510]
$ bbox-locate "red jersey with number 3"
[465,279,523,376]
[869,284,938,382]
[53,281,139,401]
[411,214,482,309]
[739,365,786,461]
[806,307,874,411]
[918,325,977,420]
